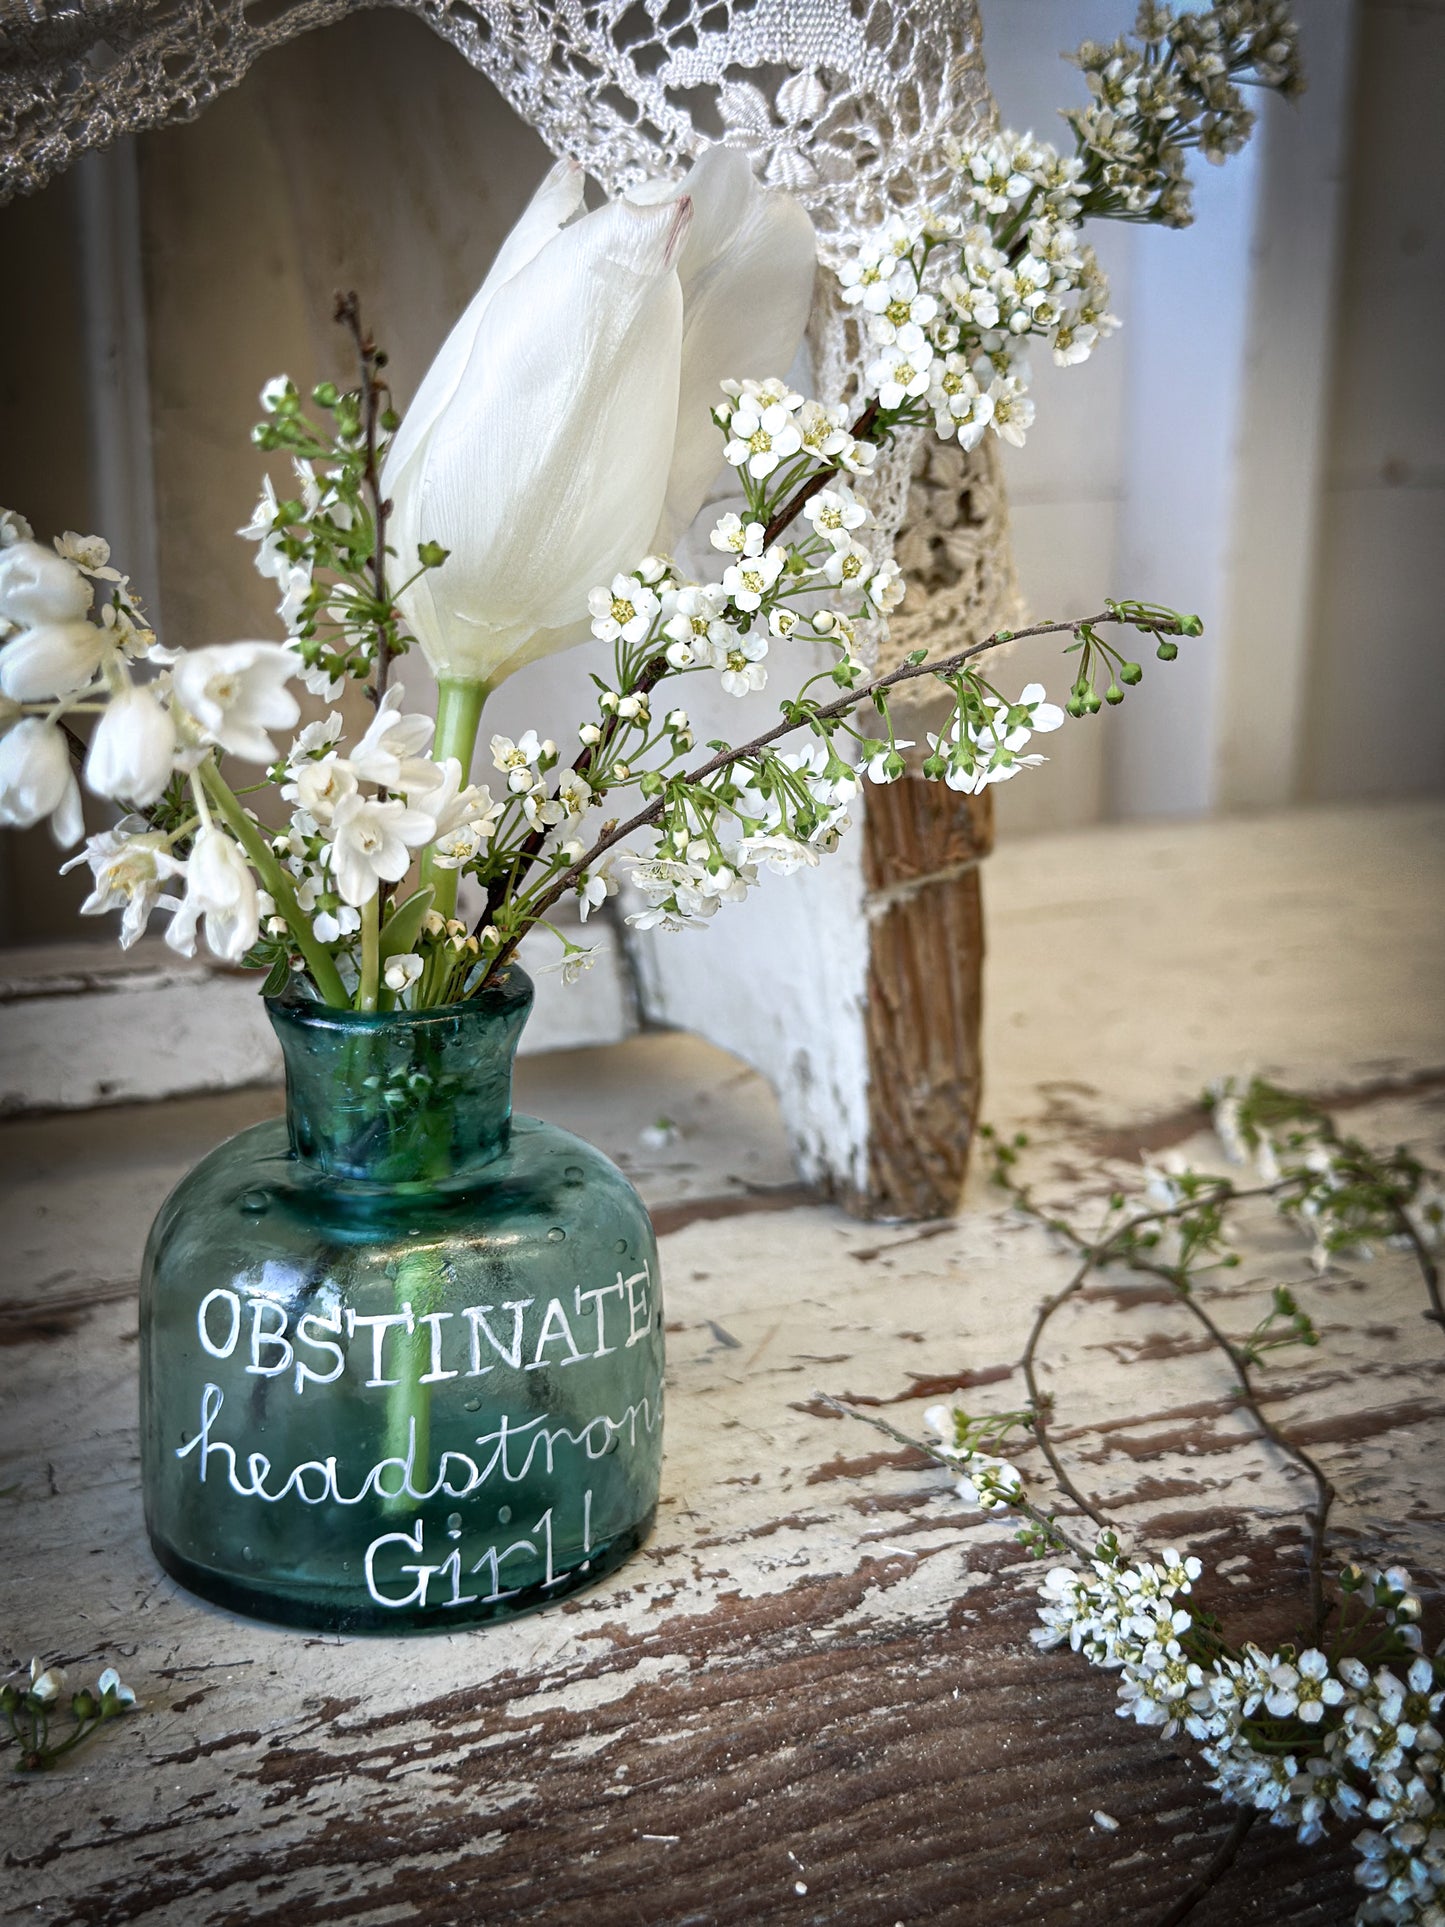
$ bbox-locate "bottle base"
[147,1506,658,1635]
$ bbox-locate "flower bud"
[1156,639,1179,661]
[1119,660,1143,685]
[0,540,92,629]
[85,683,178,806]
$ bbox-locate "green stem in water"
[383,1249,448,1513]
[200,762,349,1008]
[358,894,380,1012]
[422,677,489,922]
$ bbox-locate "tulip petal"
[384,159,587,490]
[391,194,690,687]
[654,148,817,550]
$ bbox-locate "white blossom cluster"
[272,688,499,947]
[837,147,1115,452]
[830,2,1299,451]
[0,509,496,992]
[1066,2,1304,228]
[922,1402,1026,1510]
[586,481,900,694]
[1211,1081,1445,1275]
[923,681,1066,795]
[1034,1555,1444,1924]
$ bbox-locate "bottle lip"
[265,962,534,1037]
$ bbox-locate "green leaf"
[378,887,435,963]
[261,952,292,997]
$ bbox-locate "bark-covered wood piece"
[854,778,994,1221]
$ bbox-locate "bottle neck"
[266,968,533,1190]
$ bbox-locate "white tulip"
[383,147,815,693]
[0,618,110,701]
[84,683,178,805]
[171,642,301,763]
[0,716,83,845]
[640,145,818,551]
[165,825,260,962]
[0,540,92,629]
[384,166,689,691]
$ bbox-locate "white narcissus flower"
[988,377,1036,448]
[864,740,913,783]
[383,952,425,995]
[803,487,868,546]
[0,540,92,629]
[1015,682,1066,733]
[171,643,300,763]
[0,619,111,702]
[869,559,906,615]
[61,828,184,947]
[345,685,438,792]
[711,633,768,698]
[382,144,815,690]
[84,683,178,806]
[327,794,438,907]
[662,584,731,662]
[577,856,618,922]
[722,396,803,481]
[0,716,83,844]
[709,513,766,558]
[166,826,260,962]
[955,1455,1022,1511]
[283,752,357,824]
[866,323,935,410]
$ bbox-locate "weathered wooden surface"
[2,800,1442,1927]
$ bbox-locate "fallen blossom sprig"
[825,1081,1443,1924]
[3,1657,136,1772]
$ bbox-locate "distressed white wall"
[1301,0,1445,802]
[981,0,1413,829]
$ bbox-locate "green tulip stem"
[423,677,490,921]
[382,1247,448,1516]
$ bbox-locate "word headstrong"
[174,1260,662,1615]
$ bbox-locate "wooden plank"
[1,803,1441,1925]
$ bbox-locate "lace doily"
[1,0,1017,670]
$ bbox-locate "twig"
[814,1391,1097,1562]
[1124,1249,1337,1641]
[1392,1203,1445,1331]
[1020,1249,1117,1536]
[1154,1809,1258,1927]
[477,395,885,934]
[761,399,880,548]
[1003,1173,1338,1642]
[333,292,394,707]
[478,604,1174,966]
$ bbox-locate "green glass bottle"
[139,967,663,1633]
